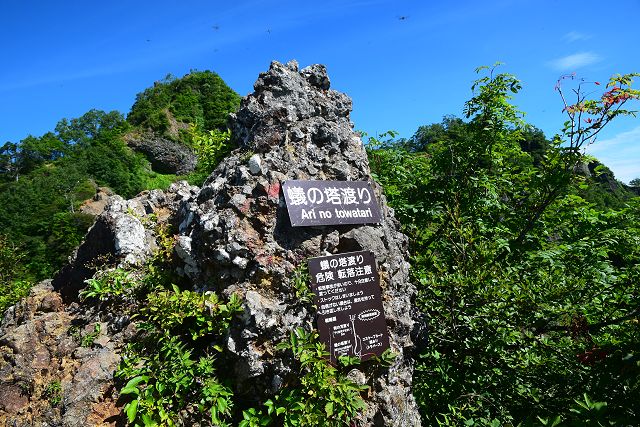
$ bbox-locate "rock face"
[53,181,200,302]
[175,60,421,426]
[0,281,125,426]
[79,186,115,216]
[126,132,197,175]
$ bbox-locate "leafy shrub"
[80,268,138,301]
[241,328,368,427]
[367,67,640,425]
[0,235,32,319]
[118,335,235,427]
[141,171,178,191]
[116,284,242,426]
[140,284,243,341]
[0,279,31,320]
[188,125,233,175]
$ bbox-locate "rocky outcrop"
[1,180,199,426]
[126,132,197,175]
[53,181,199,302]
[79,186,114,216]
[0,281,126,426]
[175,60,421,426]
[4,60,422,426]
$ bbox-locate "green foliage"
[80,268,137,301]
[290,265,314,304]
[127,71,240,136]
[118,336,235,427]
[366,132,430,240]
[573,165,637,209]
[0,132,68,179]
[241,328,368,427]
[140,285,243,341]
[629,177,640,187]
[116,280,242,426]
[0,234,26,284]
[48,212,95,266]
[81,323,102,347]
[0,110,145,279]
[87,221,241,426]
[0,69,240,280]
[0,278,31,316]
[0,164,97,278]
[186,124,234,179]
[537,393,619,426]
[141,171,178,191]
[370,347,397,368]
[0,235,32,319]
[43,380,63,406]
[367,65,640,425]
[55,109,130,147]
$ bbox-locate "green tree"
[0,141,20,181]
[0,235,32,318]
[55,109,128,147]
[368,65,640,425]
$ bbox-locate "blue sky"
[2,0,639,182]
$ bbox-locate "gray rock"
[53,181,198,302]
[248,154,262,175]
[177,60,421,426]
[126,132,197,175]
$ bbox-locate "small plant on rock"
[291,265,314,304]
[241,328,368,427]
[81,323,101,347]
[116,283,243,426]
[80,268,138,301]
[43,380,63,406]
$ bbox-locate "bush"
[0,235,32,319]
[367,66,640,425]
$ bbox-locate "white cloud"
[564,31,591,42]
[586,126,640,183]
[549,52,602,71]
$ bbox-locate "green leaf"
[325,401,334,417]
[126,399,138,423]
[120,375,148,395]
[141,414,157,426]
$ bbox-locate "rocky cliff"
[0,61,421,426]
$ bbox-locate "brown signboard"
[282,180,382,226]
[308,250,390,364]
